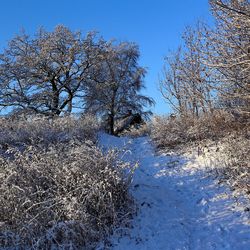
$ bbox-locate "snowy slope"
[98,134,250,250]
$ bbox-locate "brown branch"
[215,1,250,18]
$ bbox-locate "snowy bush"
[151,111,238,149]
[119,123,151,138]
[0,115,99,149]
[0,141,134,249]
[218,132,250,197]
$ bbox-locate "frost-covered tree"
[160,47,187,115]
[180,25,215,116]
[160,24,214,117]
[0,25,98,116]
[206,0,250,115]
[161,0,249,118]
[84,41,154,135]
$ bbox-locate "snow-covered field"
[98,134,250,250]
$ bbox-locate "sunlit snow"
[98,133,250,250]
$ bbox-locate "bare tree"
[160,47,188,115]
[84,41,154,135]
[181,25,215,116]
[161,1,249,119]
[160,24,215,117]
[0,25,98,116]
[206,0,250,115]
[211,0,250,17]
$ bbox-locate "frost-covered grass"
[0,116,134,249]
[118,124,150,138]
[217,133,250,198]
[151,111,239,149]
[0,115,99,149]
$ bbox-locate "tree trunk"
[108,113,115,135]
[67,99,73,113]
[51,80,59,115]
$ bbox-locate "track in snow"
[98,134,250,250]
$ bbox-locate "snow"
[98,133,250,250]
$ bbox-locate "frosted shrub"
[218,133,250,197]
[0,115,99,149]
[120,123,151,138]
[151,111,237,149]
[0,141,134,249]
[151,115,188,149]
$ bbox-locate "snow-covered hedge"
[0,141,133,249]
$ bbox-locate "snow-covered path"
[98,134,250,250]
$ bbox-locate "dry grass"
[0,114,99,150]
[0,142,134,249]
[0,116,135,249]
[119,124,150,138]
[217,132,250,197]
[151,110,243,149]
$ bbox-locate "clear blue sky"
[0,0,213,115]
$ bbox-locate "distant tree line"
[160,0,249,119]
[0,26,154,134]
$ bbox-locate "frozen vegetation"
[0,115,249,249]
[0,117,134,249]
[0,1,249,249]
